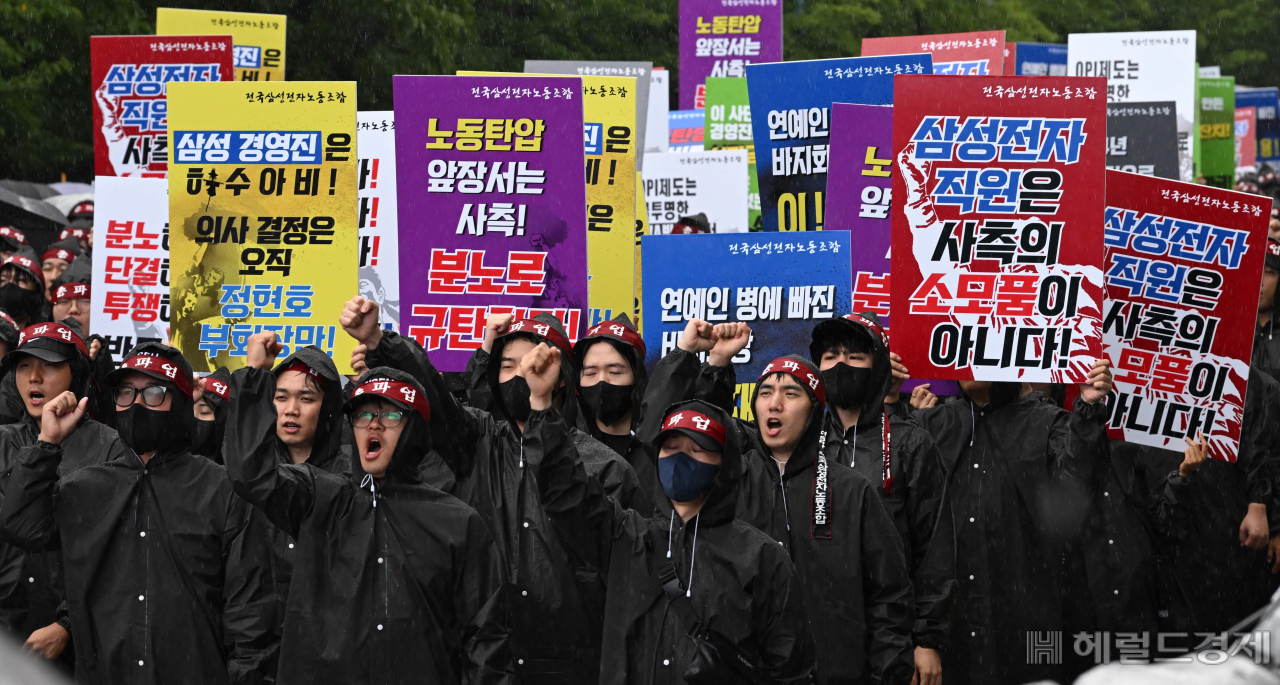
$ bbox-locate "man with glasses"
[1,342,279,685]
[223,332,510,685]
[0,256,48,329]
[50,283,90,336]
[0,323,129,672]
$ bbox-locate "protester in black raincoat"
[0,255,49,329]
[573,313,660,508]
[228,339,355,618]
[908,362,1114,685]
[809,312,952,683]
[340,297,640,684]
[0,322,130,672]
[223,331,510,685]
[0,342,279,685]
[193,366,232,461]
[1116,367,1279,643]
[659,319,915,684]
[518,340,816,685]
[1253,238,1280,383]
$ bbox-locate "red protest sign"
[890,75,1108,383]
[862,30,1006,76]
[90,35,233,178]
[1102,170,1270,462]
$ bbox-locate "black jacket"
[224,365,510,685]
[1118,367,1279,635]
[526,400,816,685]
[366,329,640,685]
[0,440,279,685]
[912,388,1108,685]
[675,351,915,685]
[1253,304,1280,384]
[0,415,129,658]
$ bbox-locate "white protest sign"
[92,176,170,364]
[642,150,748,234]
[357,111,401,331]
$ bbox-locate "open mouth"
[364,437,383,461]
[765,417,783,437]
[27,391,45,406]
[281,421,301,434]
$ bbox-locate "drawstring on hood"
[687,513,700,597]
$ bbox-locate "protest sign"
[166,81,358,373]
[1106,102,1179,179]
[647,69,670,154]
[635,172,647,332]
[1199,66,1222,78]
[890,75,1108,383]
[1237,106,1257,170]
[747,54,933,232]
[90,35,233,178]
[525,61,650,169]
[642,230,851,417]
[642,150,748,234]
[1199,76,1236,188]
[156,8,286,82]
[669,110,705,152]
[392,75,588,372]
[91,176,170,364]
[826,104,893,325]
[1235,87,1280,166]
[704,76,761,230]
[1067,30,1197,182]
[1005,42,1068,76]
[1102,170,1269,461]
[862,30,1003,76]
[464,70,637,327]
[357,111,400,331]
[677,0,783,110]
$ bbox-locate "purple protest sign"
[678,0,783,110]
[392,75,588,371]
[827,103,893,326]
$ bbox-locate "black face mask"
[0,283,42,323]
[117,405,182,455]
[821,363,874,409]
[581,381,633,425]
[191,419,220,460]
[499,376,533,422]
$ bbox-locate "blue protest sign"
[1010,42,1067,76]
[642,230,852,418]
[746,54,933,232]
[1236,87,1280,165]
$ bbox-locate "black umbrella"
[0,180,58,200]
[0,187,69,255]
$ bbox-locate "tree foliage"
[2,0,1278,180]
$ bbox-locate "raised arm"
[637,320,739,445]
[221,497,281,685]
[222,333,317,539]
[0,392,86,551]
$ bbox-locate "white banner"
[91,176,170,364]
[1068,30,1197,183]
[357,111,401,331]
[647,69,671,154]
[642,150,748,234]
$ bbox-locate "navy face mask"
[658,451,721,503]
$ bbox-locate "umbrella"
[46,193,94,218]
[0,187,69,255]
[49,182,94,195]
[0,181,58,200]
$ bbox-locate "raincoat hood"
[810,311,893,430]
[273,345,345,469]
[750,354,828,474]
[650,399,742,526]
[104,341,197,447]
[196,366,232,460]
[487,313,580,427]
[343,366,432,484]
[573,312,648,431]
[3,321,94,405]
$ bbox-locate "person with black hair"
[519,340,816,685]
[0,227,28,262]
[192,366,232,461]
[341,296,639,685]
[905,360,1113,685]
[39,244,79,301]
[572,313,661,508]
[661,319,916,685]
[0,322,129,671]
[223,332,510,685]
[809,312,951,685]
[1254,238,1280,384]
[0,255,48,329]
[49,282,90,336]
[0,342,279,685]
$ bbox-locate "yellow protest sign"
[157,8,287,82]
[166,82,358,373]
[460,71,636,327]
